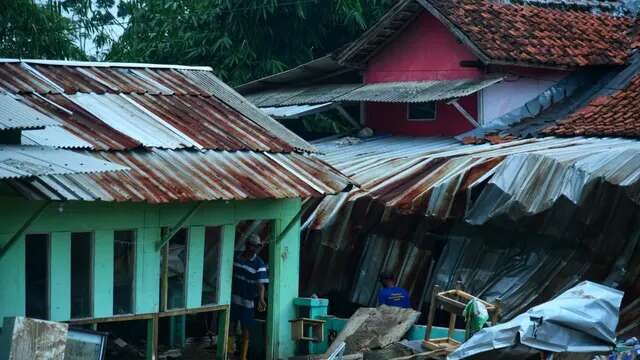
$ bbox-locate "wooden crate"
[289,318,326,342]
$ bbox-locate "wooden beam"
[155,201,203,250]
[146,315,159,360]
[447,99,480,128]
[334,104,362,130]
[424,285,440,342]
[415,0,491,64]
[216,308,230,360]
[67,304,229,325]
[0,201,51,259]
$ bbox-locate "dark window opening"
[160,228,187,310]
[202,227,222,305]
[25,233,49,319]
[71,232,93,319]
[408,102,436,121]
[114,230,135,315]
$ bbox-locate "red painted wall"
[366,96,477,136]
[364,12,481,136]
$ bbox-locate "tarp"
[448,281,624,359]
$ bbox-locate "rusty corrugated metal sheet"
[309,135,640,224]
[302,135,640,318]
[9,149,351,202]
[0,60,309,152]
[0,59,349,201]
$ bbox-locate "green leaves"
[0,0,394,84]
[0,0,85,59]
[106,0,394,84]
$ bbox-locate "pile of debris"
[323,281,626,360]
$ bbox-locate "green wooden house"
[0,59,352,359]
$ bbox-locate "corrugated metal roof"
[0,60,314,153]
[245,78,501,107]
[246,84,361,107]
[0,59,351,202]
[307,135,640,225]
[0,93,59,130]
[179,69,316,152]
[237,55,356,94]
[21,126,94,149]
[0,145,127,179]
[337,78,503,103]
[8,149,352,202]
[69,93,202,149]
[261,103,334,119]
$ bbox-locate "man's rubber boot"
[240,337,249,360]
[227,335,236,354]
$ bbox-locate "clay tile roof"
[544,73,640,137]
[431,0,636,67]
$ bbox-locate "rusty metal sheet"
[69,93,202,149]
[310,135,640,222]
[0,59,350,201]
[20,94,141,150]
[0,145,127,179]
[9,149,351,202]
[0,59,314,153]
[178,69,315,152]
[129,93,290,152]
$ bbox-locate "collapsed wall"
[298,136,640,337]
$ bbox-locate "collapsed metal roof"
[0,145,127,179]
[308,135,640,224]
[246,78,502,108]
[0,59,353,202]
[300,135,640,325]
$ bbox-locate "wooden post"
[216,308,230,360]
[492,298,502,324]
[450,281,461,340]
[160,244,169,312]
[447,312,457,341]
[147,315,159,360]
[424,285,440,342]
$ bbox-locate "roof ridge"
[0,58,213,71]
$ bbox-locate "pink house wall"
[365,13,482,83]
[363,12,482,136]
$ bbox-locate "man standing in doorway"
[231,234,268,360]
[378,272,410,309]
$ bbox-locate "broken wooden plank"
[0,317,68,360]
[324,305,421,356]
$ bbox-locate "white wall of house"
[480,71,568,125]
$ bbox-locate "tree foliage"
[0,0,85,59]
[107,0,394,84]
[0,0,394,84]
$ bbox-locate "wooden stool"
[423,282,501,354]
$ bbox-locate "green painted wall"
[0,196,303,360]
[266,198,301,360]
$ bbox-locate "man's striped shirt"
[231,253,268,309]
